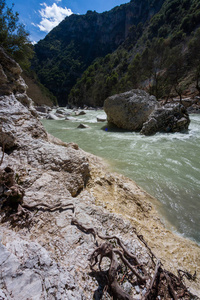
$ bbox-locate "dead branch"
[71,217,97,243]
[73,217,148,298]
[90,242,137,300]
[72,216,196,300]
[132,229,157,264]
[178,269,197,281]
[23,201,75,213]
[164,271,178,300]
[109,249,135,300]
[142,260,161,300]
[9,204,33,227]
[98,233,148,277]
[114,249,148,283]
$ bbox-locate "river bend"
[42,111,200,244]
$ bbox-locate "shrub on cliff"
[0,0,33,70]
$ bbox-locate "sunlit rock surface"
[141,103,190,135]
[104,89,158,131]
[0,47,200,299]
[104,89,190,135]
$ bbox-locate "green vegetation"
[0,0,33,70]
[23,70,58,106]
[188,28,200,95]
[2,0,199,107]
[68,0,200,107]
[32,0,200,107]
[32,0,165,106]
[0,0,57,106]
[32,39,83,106]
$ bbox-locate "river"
[42,111,200,244]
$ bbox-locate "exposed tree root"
[178,269,197,281]
[72,215,197,300]
[0,166,75,226]
[142,259,161,299]
[9,204,34,228]
[0,166,24,211]
[0,167,197,299]
[22,201,75,213]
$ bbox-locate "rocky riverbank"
[0,47,200,299]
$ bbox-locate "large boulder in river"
[104,89,158,130]
[141,103,190,135]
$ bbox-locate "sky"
[6,0,130,44]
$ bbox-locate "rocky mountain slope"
[69,0,200,107]
[1,47,200,299]
[32,0,165,106]
[22,72,57,107]
[32,0,200,107]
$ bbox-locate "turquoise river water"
[42,111,200,244]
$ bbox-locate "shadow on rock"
[89,270,111,300]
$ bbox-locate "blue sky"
[6,0,129,43]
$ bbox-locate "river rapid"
[42,111,200,244]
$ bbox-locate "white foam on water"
[42,112,200,243]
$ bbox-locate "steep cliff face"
[69,0,200,107]
[33,0,165,106]
[22,73,56,107]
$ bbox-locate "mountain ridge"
[69,0,200,107]
[32,0,165,106]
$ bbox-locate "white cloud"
[37,2,73,33]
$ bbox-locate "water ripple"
[42,113,200,244]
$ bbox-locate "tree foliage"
[188,28,200,94]
[0,0,33,70]
[68,0,200,107]
[32,0,200,107]
[32,0,165,106]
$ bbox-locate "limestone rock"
[0,47,37,118]
[35,106,49,114]
[97,115,107,122]
[47,112,60,120]
[104,89,190,135]
[104,89,158,130]
[0,47,25,96]
[0,49,199,299]
[0,236,84,300]
[77,123,90,129]
[75,111,86,116]
[0,48,90,194]
[55,113,65,118]
[0,95,47,150]
[141,103,190,135]
[56,108,66,115]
